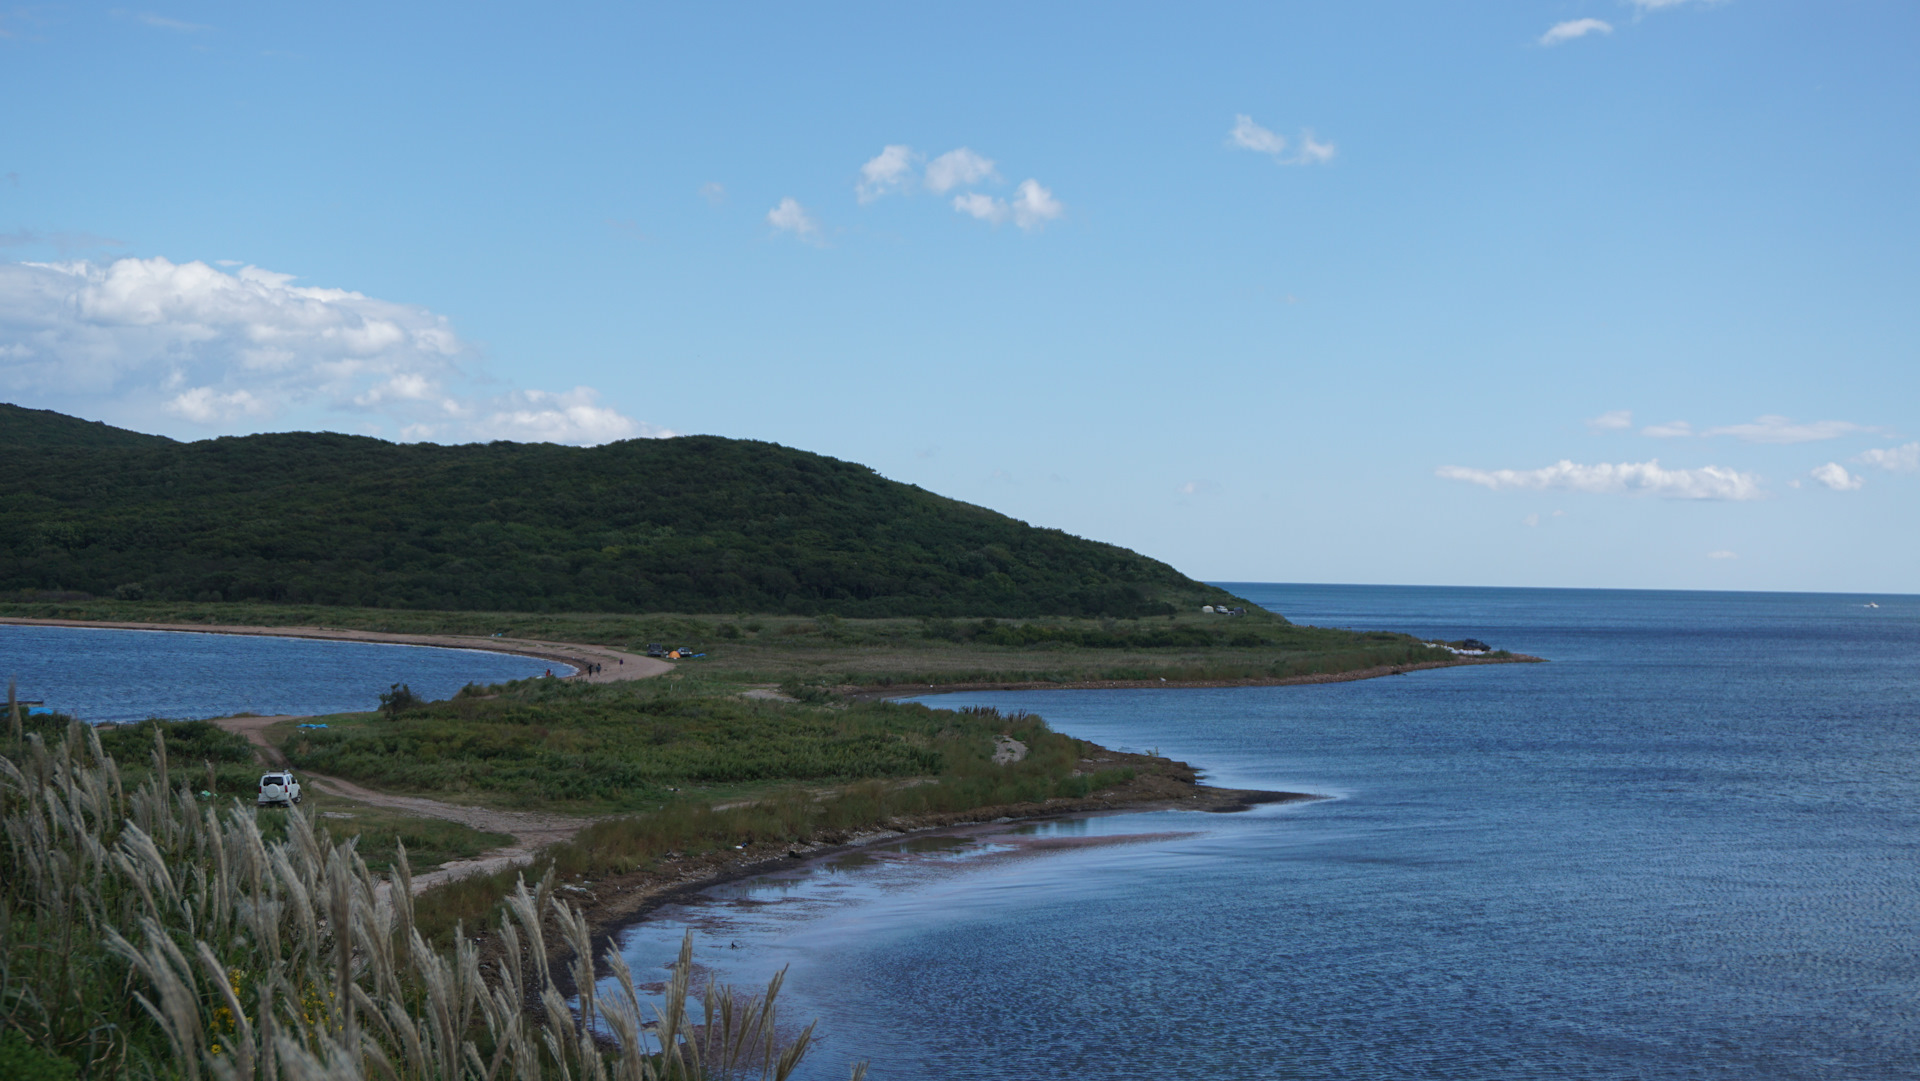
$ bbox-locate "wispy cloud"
[1540,18,1613,45]
[1708,550,1738,560]
[1810,462,1865,491]
[924,148,999,194]
[1437,459,1765,500]
[0,256,664,444]
[952,192,1006,225]
[766,197,822,243]
[1856,442,1920,472]
[1587,409,1633,432]
[0,229,127,253]
[857,144,919,203]
[1641,419,1694,438]
[1229,115,1337,166]
[698,181,725,206]
[1703,415,1871,444]
[116,9,211,32]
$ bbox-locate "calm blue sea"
[602,584,1920,1080]
[0,624,566,723]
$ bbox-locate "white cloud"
[1642,420,1694,438]
[952,180,1063,231]
[1541,18,1613,45]
[1229,115,1336,166]
[1523,513,1540,527]
[1011,180,1063,230]
[165,386,266,423]
[1587,409,1633,431]
[857,144,920,203]
[1810,462,1865,491]
[473,387,669,445]
[1229,115,1288,156]
[953,192,1008,225]
[1436,459,1766,500]
[1856,442,1920,472]
[766,197,821,242]
[1708,550,1738,560]
[925,148,999,194]
[0,256,660,445]
[698,181,725,206]
[1703,415,1869,444]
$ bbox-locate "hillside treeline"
[0,404,1243,618]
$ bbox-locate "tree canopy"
[1,404,1247,617]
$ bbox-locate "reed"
[0,721,862,1080]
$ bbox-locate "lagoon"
[0,623,565,723]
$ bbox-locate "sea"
[596,584,1919,1080]
[0,624,566,723]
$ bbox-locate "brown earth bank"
[852,653,1545,699]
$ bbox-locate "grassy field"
[277,676,1117,813]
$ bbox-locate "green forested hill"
[0,404,1247,617]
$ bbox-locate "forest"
[0,403,1245,618]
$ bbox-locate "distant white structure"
[1201,605,1215,613]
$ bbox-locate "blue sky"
[3,2,1916,593]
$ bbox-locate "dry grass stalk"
[0,720,857,1080]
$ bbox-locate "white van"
[257,772,302,807]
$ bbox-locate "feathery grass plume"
[2,720,851,1079]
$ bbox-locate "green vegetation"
[12,713,512,873]
[282,678,1118,812]
[407,702,1133,942]
[1,403,1244,618]
[0,718,835,1079]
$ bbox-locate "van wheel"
[293,795,302,804]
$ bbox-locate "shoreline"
[542,755,1322,1006]
[856,653,1544,699]
[0,615,671,685]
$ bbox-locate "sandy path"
[0,616,672,684]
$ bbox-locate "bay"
[602,584,1920,1080]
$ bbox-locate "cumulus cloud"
[1856,442,1920,472]
[0,256,660,445]
[1436,459,1765,500]
[766,197,822,242]
[924,148,999,194]
[856,145,919,203]
[951,180,1064,231]
[1587,409,1633,431]
[1703,415,1870,443]
[1011,180,1063,229]
[1541,18,1613,45]
[1810,462,1865,491]
[470,387,666,444]
[1229,115,1336,165]
[952,192,1007,225]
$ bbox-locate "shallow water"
[0,624,567,722]
[602,585,1920,1079]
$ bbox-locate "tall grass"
[0,717,861,1080]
